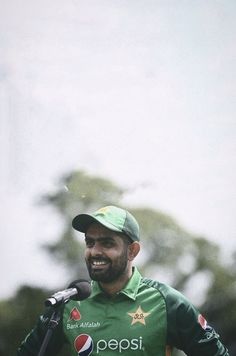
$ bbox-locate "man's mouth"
[92,261,107,266]
[90,259,110,269]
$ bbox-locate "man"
[17,205,229,355]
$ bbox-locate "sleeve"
[159,284,229,356]
[16,306,66,356]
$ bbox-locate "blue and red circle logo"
[74,334,93,356]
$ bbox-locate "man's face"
[84,223,130,283]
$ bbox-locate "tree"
[0,286,48,355]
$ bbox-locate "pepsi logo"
[74,334,93,356]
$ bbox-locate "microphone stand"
[38,304,62,356]
[38,280,91,355]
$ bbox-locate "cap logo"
[95,207,110,215]
[128,305,151,325]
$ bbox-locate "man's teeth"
[92,261,107,265]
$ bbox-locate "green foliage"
[130,207,191,267]
[41,170,124,218]
[201,264,236,352]
[0,286,48,355]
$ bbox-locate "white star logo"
[128,305,151,325]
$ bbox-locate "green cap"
[72,205,140,242]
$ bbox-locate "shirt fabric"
[17,267,229,356]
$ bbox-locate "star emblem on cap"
[128,305,151,325]
[97,207,110,214]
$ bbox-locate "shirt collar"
[90,267,142,301]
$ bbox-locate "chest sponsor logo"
[67,321,100,330]
[74,334,93,356]
[128,305,151,325]
[74,334,143,354]
[69,307,81,321]
[67,307,100,329]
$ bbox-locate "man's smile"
[92,261,107,266]
[89,258,110,269]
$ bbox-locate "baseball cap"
[72,205,140,242]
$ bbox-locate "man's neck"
[99,268,133,296]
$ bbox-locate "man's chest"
[63,294,167,355]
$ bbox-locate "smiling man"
[83,222,140,294]
[17,205,229,356]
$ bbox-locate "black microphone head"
[68,279,91,301]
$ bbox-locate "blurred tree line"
[1,170,235,355]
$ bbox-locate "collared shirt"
[90,265,142,300]
[62,267,228,356]
[17,267,229,356]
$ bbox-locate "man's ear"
[128,242,140,261]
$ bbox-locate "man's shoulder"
[141,277,189,305]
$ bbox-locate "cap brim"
[72,214,97,232]
[72,213,122,234]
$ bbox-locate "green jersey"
[17,268,229,355]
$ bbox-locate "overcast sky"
[1,0,236,298]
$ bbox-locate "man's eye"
[102,241,115,248]
[85,240,94,247]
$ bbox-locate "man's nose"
[90,243,103,255]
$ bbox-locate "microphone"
[45,279,91,307]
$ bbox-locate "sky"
[1,0,236,299]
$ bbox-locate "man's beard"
[86,250,128,283]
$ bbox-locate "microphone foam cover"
[68,279,91,301]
